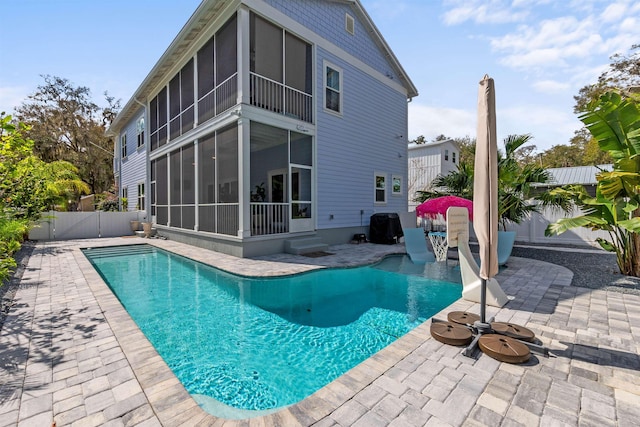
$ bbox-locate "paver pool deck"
[1,237,639,426]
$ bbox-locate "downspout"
[134,97,148,223]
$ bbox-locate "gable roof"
[109,0,417,134]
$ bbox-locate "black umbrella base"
[431,315,549,362]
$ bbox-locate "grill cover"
[369,213,403,244]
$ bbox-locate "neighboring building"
[533,164,612,196]
[407,139,459,211]
[109,0,417,257]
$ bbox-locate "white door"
[289,166,313,232]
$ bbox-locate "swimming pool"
[83,244,461,419]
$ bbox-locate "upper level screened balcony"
[148,12,314,153]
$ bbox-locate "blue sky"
[1,0,639,152]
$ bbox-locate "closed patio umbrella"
[473,74,499,325]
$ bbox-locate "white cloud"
[532,80,570,93]
[601,2,628,23]
[0,86,28,116]
[442,0,529,25]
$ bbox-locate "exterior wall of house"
[315,46,408,234]
[117,107,147,211]
[407,140,459,211]
[262,0,401,81]
[112,0,414,254]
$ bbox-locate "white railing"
[250,203,289,236]
[250,73,312,123]
[198,73,238,124]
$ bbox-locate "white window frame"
[444,149,449,161]
[374,172,386,204]
[323,61,343,116]
[137,116,145,149]
[137,182,145,211]
[392,175,402,196]
[120,133,127,159]
[452,152,456,164]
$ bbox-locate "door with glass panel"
[289,132,313,232]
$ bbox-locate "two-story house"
[109,0,417,257]
[407,139,459,211]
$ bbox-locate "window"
[452,152,456,164]
[445,149,449,161]
[375,173,386,203]
[392,175,402,195]
[120,134,127,158]
[325,63,342,114]
[137,117,145,148]
[121,187,128,211]
[345,13,355,35]
[137,183,145,210]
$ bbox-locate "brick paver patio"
[0,238,639,426]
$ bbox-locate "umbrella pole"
[480,278,487,324]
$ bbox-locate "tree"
[0,114,89,284]
[411,135,427,145]
[15,75,120,194]
[547,91,640,277]
[574,44,640,113]
[416,134,570,230]
[1,114,90,219]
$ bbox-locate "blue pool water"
[83,245,461,418]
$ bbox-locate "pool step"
[83,244,155,259]
[284,237,329,255]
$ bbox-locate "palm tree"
[416,134,570,230]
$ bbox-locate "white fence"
[510,206,609,247]
[418,206,609,248]
[29,211,148,241]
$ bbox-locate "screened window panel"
[156,156,168,205]
[158,126,167,147]
[170,206,181,228]
[156,207,168,225]
[150,97,158,132]
[198,206,216,232]
[217,125,238,203]
[198,37,215,98]
[216,14,237,84]
[285,33,311,94]
[169,75,181,119]
[182,206,195,230]
[182,144,195,204]
[182,106,194,133]
[181,59,194,109]
[169,117,181,141]
[151,133,158,151]
[250,13,283,82]
[170,150,181,205]
[290,132,312,166]
[158,88,168,127]
[198,133,216,204]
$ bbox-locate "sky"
[1,0,639,152]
